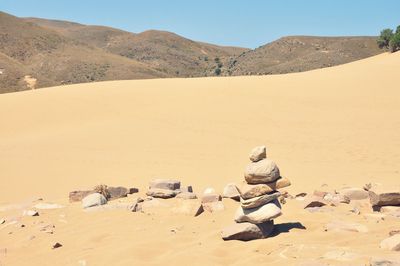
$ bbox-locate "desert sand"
[0,52,400,265]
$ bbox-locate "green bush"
[377,28,393,49]
[389,33,400,52]
[214,68,221,76]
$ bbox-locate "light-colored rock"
[222,183,240,200]
[149,179,180,190]
[221,221,274,241]
[369,191,400,207]
[325,220,368,233]
[203,187,216,195]
[82,193,107,209]
[240,191,281,209]
[249,145,266,162]
[237,177,291,200]
[128,197,144,212]
[172,200,204,217]
[146,188,179,199]
[201,193,221,203]
[0,218,5,224]
[176,192,197,200]
[244,159,280,184]
[203,201,225,213]
[180,185,193,193]
[380,206,400,213]
[380,234,400,251]
[34,203,64,210]
[338,188,369,200]
[23,210,39,216]
[234,200,281,224]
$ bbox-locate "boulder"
[380,234,400,251]
[325,220,368,233]
[82,193,107,209]
[221,221,274,241]
[369,191,400,207]
[237,177,291,200]
[338,188,369,200]
[69,190,92,202]
[149,179,180,190]
[249,145,266,162]
[234,200,282,224]
[146,188,179,199]
[203,201,225,213]
[172,200,204,217]
[240,191,281,209]
[176,192,197,200]
[222,183,240,200]
[244,159,280,184]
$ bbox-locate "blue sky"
[1,0,399,48]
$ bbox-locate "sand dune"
[0,52,400,265]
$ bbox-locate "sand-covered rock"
[176,192,197,199]
[172,199,204,217]
[325,220,368,233]
[222,183,240,200]
[149,179,181,190]
[237,177,291,200]
[338,188,369,200]
[244,159,280,184]
[240,191,281,209]
[203,201,225,213]
[234,200,281,224]
[380,234,400,251]
[146,188,179,199]
[82,193,107,208]
[201,193,221,203]
[221,221,274,241]
[249,145,266,162]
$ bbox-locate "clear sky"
[1,0,399,48]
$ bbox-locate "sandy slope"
[0,53,400,265]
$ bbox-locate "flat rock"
[237,177,291,200]
[201,193,221,203]
[338,188,369,200]
[234,200,281,224]
[303,196,327,208]
[222,183,240,200]
[82,193,107,209]
[221,221,274,241]
[149,179,180,190]
[203,201,224,213]
[69,190,93,202]
[380,206,400,213]
[146,188,179,199]
[176,192,197,200]
[369,191,400,207]
[380,234,400,251]
[172,200,204,217]
[325,220,368,233]
[107,187,129,200]
[34,203,64,210]
[240,191,281,209]
[244,159,280,184]
[249,145,266,162]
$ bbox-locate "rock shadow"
[271,222,306,237]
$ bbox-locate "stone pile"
[222,145,291,241]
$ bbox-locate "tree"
[389,32,400,52]
[377,28,393,49]
[214,68,221,76]
[396,25,400,34]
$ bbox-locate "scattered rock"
[52,242,62,249]
[338,188,369,200]
[203,201,224,213]
[23,210,39,216]
[237,177,291,200]
[82,193,107,209]
[380,234,400,251]
[303,196,327,209]
[176,192,197,200]
[325,220,368,233]
[244,159,280,184]
[146,188,178,199]
[369,191,400,207]
[249,145,266,162]
[234,200,281,224]
[172,200,204,217]
[149,179,181,190]
[34,203,64,210]
[221,221,274,241]
[222,183,240,200]
[240,191,281,209]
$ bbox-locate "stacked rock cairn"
[221,145,291,241]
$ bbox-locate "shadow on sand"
[271,222,306,237]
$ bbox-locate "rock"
[234,200,281,224]
[369,259,400,266]
[146,188,179,199]
[325,220,368,233]
[172,200,204,217]
[0,218,5,224]
[128,197,144,212]
[180,185,193,193]
[52,242,62,249]
[201,193,221,203]
[389,230,400,236]
[249,145,266,162]
[69,190,93,202]
[222,183,240,200]
[324,193,350,204]
[149,179,181,190]
[82,193,107,208]
[380,234,400,251]
[203,187,216,195]
[23,210,39,216]
[176,192,197,200]
[313,190,328,198]
[296,192,307,198]
[203,201,225,213]
[128,187,139,194]
[107,187,129,200]
[33,203,64,210]
[369,191,400,207]
[221,221,274,241]
[303,196,327,208]
[240,191,281,209]
[338,188,369,200]
[380,206,400,213]
[237,177,291,200]
[244,159,280,184]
